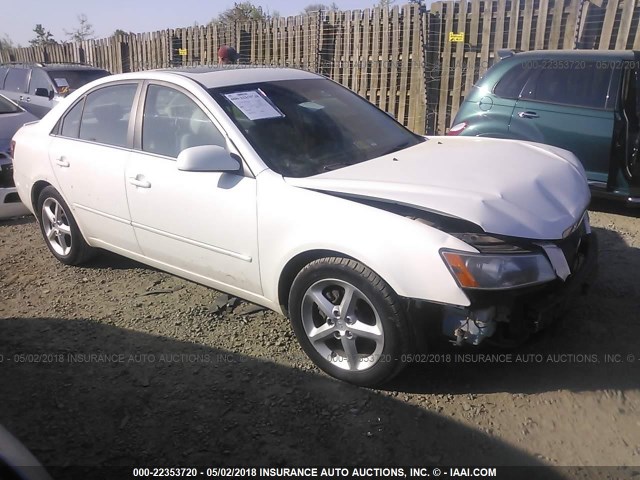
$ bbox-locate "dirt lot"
[0,199,639,478]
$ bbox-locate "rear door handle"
[518,111,539,119]
[128,176,151,188]
[25,97,31,103]
[54,156,70,167]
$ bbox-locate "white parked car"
[11,67,597,386]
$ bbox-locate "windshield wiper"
[322,162,353,172]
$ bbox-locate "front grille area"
[0,162,15,189]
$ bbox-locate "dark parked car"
[449,49,640,205]
[0,62,110,118]
[0,93,35,218]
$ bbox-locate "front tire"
[288,257,411,386]
[37,186,95,265]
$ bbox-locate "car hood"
[285,137,590,240]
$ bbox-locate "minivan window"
[493,63,532,99]
[522,62,612,109]
[29,68,53,95]
[0,67,8,88]
[78,84,137,147]
[49,69,110,93]
[4,68,29,93]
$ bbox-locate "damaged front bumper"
[441,231,598,347]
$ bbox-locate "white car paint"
[287,137,590,240]
[11,67,589,315]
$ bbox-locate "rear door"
[509,61,615,184]
[2,68,29,107]
[49,82,141,253]
[25,68,55,118]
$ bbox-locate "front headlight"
[441,250,557,290]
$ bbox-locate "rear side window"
[29,68,53,95]
[4,68,30,93]
[60,99,84,138]
[522,62,612,109]
[493,63,532,99]
[78,84,137,147]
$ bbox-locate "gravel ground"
[0,199,639,478]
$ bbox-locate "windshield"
[0,95,21,114]
[49,69,110,93]
[209,78,424,177]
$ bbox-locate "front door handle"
[54,156,70,167]
[518,111,539,119]
[128,176,151,188]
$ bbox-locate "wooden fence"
[2,0,640,134]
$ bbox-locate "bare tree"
[64,14,95,42]
[303,3,339,14]
[378,0,397,8]
[213,2,272,24]
[29,24,57,47]
[0,34,16,50]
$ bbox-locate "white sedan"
[11,67,597,386]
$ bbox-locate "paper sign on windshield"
[54,78,69,87]
[224,90,284,121]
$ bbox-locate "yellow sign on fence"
[178,48,187,56]
[449,32,464,42]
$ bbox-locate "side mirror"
[176,145,240,173]
[34,88,52,99]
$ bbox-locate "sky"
[2,0,383,46]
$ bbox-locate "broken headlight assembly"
[440,249,557,290]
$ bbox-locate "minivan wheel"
[288,257,411,386]
[37,186,95,265]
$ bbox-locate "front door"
[125,83,261,294]
[626,54,640,195]
[509,61,615,185]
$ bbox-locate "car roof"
[512,49,637,59]
[0,62,108,71]
[82,66,323,89]
[151,66,322,88]
[44,65,109,72]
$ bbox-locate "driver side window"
[142,85,225,158]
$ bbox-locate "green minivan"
[449,49,640,204]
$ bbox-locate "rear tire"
[288,257,411,386]
[37,186,96,265]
